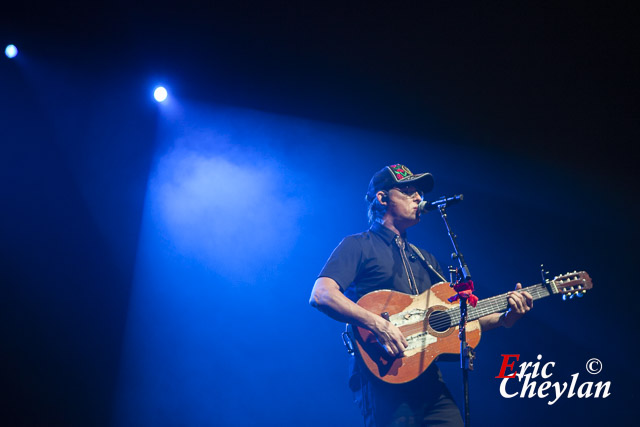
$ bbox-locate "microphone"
[418,194,464,212]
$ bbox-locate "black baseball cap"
[365,164,434,202]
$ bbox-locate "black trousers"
[350,358,463,427]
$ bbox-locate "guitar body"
[353,282,481,384]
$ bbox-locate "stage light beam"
[154,86,168,103]
[5,44,18,59]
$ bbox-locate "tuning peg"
[562,294,569,301]
[576,292,584,298]
[541,265,550,283]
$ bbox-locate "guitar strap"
[408,243,448,284]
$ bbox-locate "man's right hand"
[372,316,408,358]
[310,277,408,357]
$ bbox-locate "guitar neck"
[448,282,553,323]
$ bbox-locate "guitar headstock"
[549,271,593,300]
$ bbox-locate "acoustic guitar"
[351,271,593,384]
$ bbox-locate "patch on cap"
[389,164,414,181]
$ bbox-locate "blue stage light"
[5,44,18,59]
[154,86,168,103]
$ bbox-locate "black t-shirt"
[319,222,446,301]
[318,221,450,410]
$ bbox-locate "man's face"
[386,185,423,226]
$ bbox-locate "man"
[309,164,533,426]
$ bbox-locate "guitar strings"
[441,285,549,329]
[399,284,552,334]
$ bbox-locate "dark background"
[1,1,638,426]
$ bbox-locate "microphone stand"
[437,204,474,427]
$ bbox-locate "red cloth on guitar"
[447,280,478,307]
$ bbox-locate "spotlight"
[5,44,18,59]
[154,86,168,103]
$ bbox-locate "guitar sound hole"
[428,310,452,333]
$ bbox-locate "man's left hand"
[502,283,533,328]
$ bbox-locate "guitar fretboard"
[446,283,552,324]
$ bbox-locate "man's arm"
[309,277,408,357]
[479,283,533,331]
